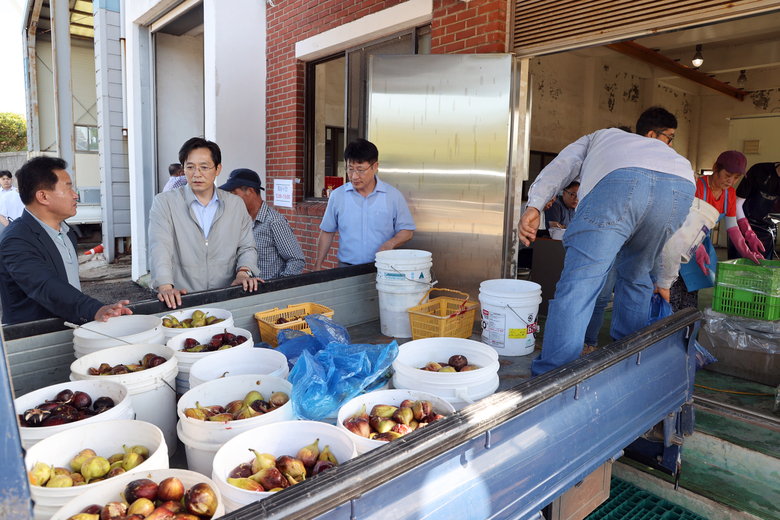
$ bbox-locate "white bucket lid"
[375,249,432,266]
[480,279,542,299]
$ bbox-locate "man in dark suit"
[0,156,133,325]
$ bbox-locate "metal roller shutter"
[513,0,780,57]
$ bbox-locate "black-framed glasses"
[563,189,578,199]
[658,131,675,144]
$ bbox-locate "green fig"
[234,405,260,421]
[70,448,97,472]
[393,407,414,426]
[109,461,124,471]
[296,438,319,469]
[423,362,442,371]
[208,413,235,422]
[107,453,125,465]
[122,452,145,471]
[80,456,110,484]
[438,366,457,372]
[53,467,71,476]
[162,318,173,328]
[123,444,150,458]
[184,406,209,421]
[70,473,85,485]
[28,462,53,486]
[250,450,277,473]
[373,431,403,442]
[227,477,264,491]
[269,391,289,407]
[127,497,156,517]
[318,445,338,465]
[67,515,99,520]
[460,364,480,372]
[370,404,397,418]
[369,416,396,433]
[46,474,73,487]
[276,455,306,480]
[412,400,433,421]
[242,390,264,408]
[205,315,218,325]
[169,316,181,327]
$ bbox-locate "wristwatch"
[237,267,252,276]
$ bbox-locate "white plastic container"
[72,315,164,358]
[675,198,720,262]
[549,227,566,241]
[479,279,542,356]
[391,338,500,410]
[177,374,294,476]
[160,307,234,340]
[14,380,134,450]
[70,344,179,451]
[167,327,254,396]
[336,389,456,454]
[25,420,168,520]
[211,420,357,512]
[189,347,289,389]
[50,469,225,520]
[376,280,431,338]
[375,249,433,283]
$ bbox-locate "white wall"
[155,32,205,191]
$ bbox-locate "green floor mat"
[586,478,708,520]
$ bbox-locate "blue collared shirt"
[190,189,219,238]
[320,176,415,265]
[27,209,81,290]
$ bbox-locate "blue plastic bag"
[275,315,352,371]
[646,294,717,370]
[287,340,399,421]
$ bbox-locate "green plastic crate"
[713,258,780,321]
[586,478,707,520]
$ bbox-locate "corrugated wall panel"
[513,0,780,56]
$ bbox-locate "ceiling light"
[738,70,747,88]
[692,44,704,68]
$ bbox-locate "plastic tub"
[391,338,500,410]
[50,469,225,520]
[25,420,168,520]
[70,344,179,451]
[14,380,134,450]
[167,327,254,396]
[211,420,357,512]
[479,279,542,356]
[177,375,294,476]
[376,281,432,338]
[336,389,456,454]
[72,315,164,358]
[189,347,289,389]
[161,307,234,340]
[375,249,433,283]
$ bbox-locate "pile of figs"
[183,390,289,422]
[342,400,445,442]
[18,388,115,428]
[29,445,150,487]
[418,354,479,373]
[163,309,224,329]
[88,353,167,376]
[179,330,248,353]
[66,477,218,519]
[227,439,338,492]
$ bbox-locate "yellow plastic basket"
[407,288,478,340]
[254,303,335,348]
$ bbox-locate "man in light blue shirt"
[314,139,415,270]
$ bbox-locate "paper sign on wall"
[274,179,293,208]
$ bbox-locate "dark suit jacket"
[0,210,103,325]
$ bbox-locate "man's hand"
[157,284,187,309]
[653,285,671,303]
[231,270,261,292]
[695,244,710,275]
[378,240,394,252]
[519,207,541,247]
[95,300,133,322]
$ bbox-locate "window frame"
[75,125,99,153]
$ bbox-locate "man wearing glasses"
[149,137,260,309]
[314,139,415,270]
[544,181,580,230]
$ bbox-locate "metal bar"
[25,0,44,154]
[223,308,701,520]
[694,394,780,431]
[51,0,76,177]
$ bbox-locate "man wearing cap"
[219,168,305,280]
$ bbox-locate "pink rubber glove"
[737,218,765,254]
[727,226,763,265]
[695,244,710,275]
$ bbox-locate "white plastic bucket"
[161,307,234,340]
[376,281,431,338]
[336,389,456,454]
[211,420,357,512]
[177,374,294,476]
[167,327,254,396]
[25,420,168,520]
[391,338,500,410]
[50,469,225,520]
[72,315,164,358]
[70,344,179,451]
[189,347,289,389]
[675,198,720,262]
[14,380,134,450]
[375,249,433,283]
[479,279,542,356]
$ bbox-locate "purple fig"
[183,483,218,517]
[448,355,468,371]
[157,477,185,502]
[311,460,335,476]
[72,391,92,410]
[276,455,306,480]
[55,388,74,404]
[229,462,254,479]
[124,478,158,503]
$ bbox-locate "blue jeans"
[584,263,617,346]
[531,168,695,376]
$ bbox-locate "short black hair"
[0,170,12,179]
[344,138,378,164]
[169,163,182,176]
[178,137,221,167]
[16,156,68,205]
[636,106,677,137]
[565,180,580,190]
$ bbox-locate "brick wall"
[267,0,510,271]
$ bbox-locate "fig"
[28,462,53,486]
[296,438,319,468]
[249,400,271,413]
[269,391,289,408]
[207,339,222,351]
[200,404,225,415]
[286,474,301,486]
[148,356,167,368]
[125,444,150,457]
[24,408,50,427]
[183,338,199,350]
[100,502,127,520]
[438,366,457,372]
[17,414,30,427]
[141,353,157,368]
[173,514,200,520]
[158,477,185,502]
[69,515,99,520]
[126,516,146,520]
[41,416,74,427]
[81,505,103,515]
[162,318,173,327]
[318,445,338,465]
[54,467,71,476]
[97,363,113,375]
[124,478,158,503]
[56,388,75,404]
[107,453,125,464]
[106,467,125,478]
[81,456,110,483]
[71,473,86,485]
[399,399,415,409]
[392,423,414,435]
[370,404,397,418]
[460,364,479,372]
[242,390,264,408]
[228,477,264,491]
[47,474,73,487]
[205,315,218,325]
[183,483,218,517]
[412,400,433,421]
[109,460,124,471]
[71,391,92,410]
[36,402,61,412]
[223,329,237,343]
[448,355,468,371]
[208,413,235,422]
[211,332,225,344]
[311,460,335,476]
[122,452,144,471]
[93,396,115,412]
[159,501,184,514]
[369,416,396,434]
[125,364,142,372]
[251,467,289,491]
[249,450,277,473]
[393,407,414,426]
[127,498,155,517]
[423,362,442,372]
[229,462,254,479]
[373,431,403,442]
[343,405,371,438]
[184,407,209,421]
[71,449,97,472]
[234,405,260,421]
[144,508,175,520]
[225,400,243,415]
[276,455,306,480]
[110,365,130,375]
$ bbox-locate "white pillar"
[50,0,76,177]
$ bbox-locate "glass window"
[75,125,99,152]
